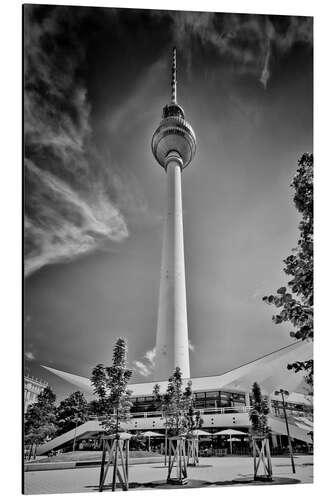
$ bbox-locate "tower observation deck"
[151,48,196,380]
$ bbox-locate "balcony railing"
[88,406,252,421]
[87,404,312,422]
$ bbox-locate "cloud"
[133,346,156,377]
[133,342,194,376]
[132,360,152,377]
[24,5,129,276]
[24,159,128,275]
[163,12,312,88]
[260,39,271,89]
[144,346,156,364]
[25,351,36,361]
[106,59,166,136]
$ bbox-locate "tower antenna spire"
[171,47,177,104]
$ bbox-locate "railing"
[88,405,312,422]
[198,406,252,415]
[272,408,313,420]
[88,406,252,421]
[140,406,252,418]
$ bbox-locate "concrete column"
[154,152,190,380]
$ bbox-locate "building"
[38,339,313,455]
[24,374,48,413]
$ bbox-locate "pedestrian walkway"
[24,455,313,494]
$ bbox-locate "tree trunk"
[28,443,33,461]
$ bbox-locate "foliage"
[87,398,106,416]
[186,406,203,436]
[55,391,89,435]
[130,431,146,450]
[248,382,270,436]
[24,386,58,445]
[91,338,132,435]
[153,367,203,437]
[263,153,313,385]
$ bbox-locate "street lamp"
[72,416,79,453]
[162,411,168,466]
[274,389,296,473]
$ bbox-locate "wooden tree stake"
[167,436,188,485]
[99,436,130,492]
[252,435,272,481]
[187,437,199,466]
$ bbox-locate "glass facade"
[129,391,312,417]
[130,389,247,414]
[131,396,156,413]
[271,399,313,417]
[194,390,246,409]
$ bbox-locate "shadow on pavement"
[152,464,213,469]
[85,477,300,491]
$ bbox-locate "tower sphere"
[152,104,196,169]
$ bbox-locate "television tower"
[152,48,196,380]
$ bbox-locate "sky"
[23,5,313,401]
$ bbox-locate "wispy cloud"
[133,360,152,377]
[24,159,128,275]
[133,342,194,377]
[164,12,312,88]
[106,59,166,136]
[24,6,129,276]
[144,346,156,365]
[133,346,156,377]
[260,39,271,89]
[25,351,36,361]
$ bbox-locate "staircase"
[37,420,102,455]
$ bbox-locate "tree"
[90,338,132,435]
[153,368,202,483]
[87,398,105,416]
[24,386,58,457]
[92,339,133,493]
[55,391,89,436]
[263,153,313,386]
[248,382,272,480]
[186,405,203,436]
[153,367,202,437]
[248,382,270,436]
[131,431,145,451]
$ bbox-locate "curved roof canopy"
[42,341,312,404]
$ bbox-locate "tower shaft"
[155,152,190,380]
[152,48,196,381]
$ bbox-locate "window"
[162,104,185,120]
[232,393,245,403]
[205,400,217,408]
[195,392,205,399]
[206,391,219,398]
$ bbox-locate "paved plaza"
[24,455,313,495]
